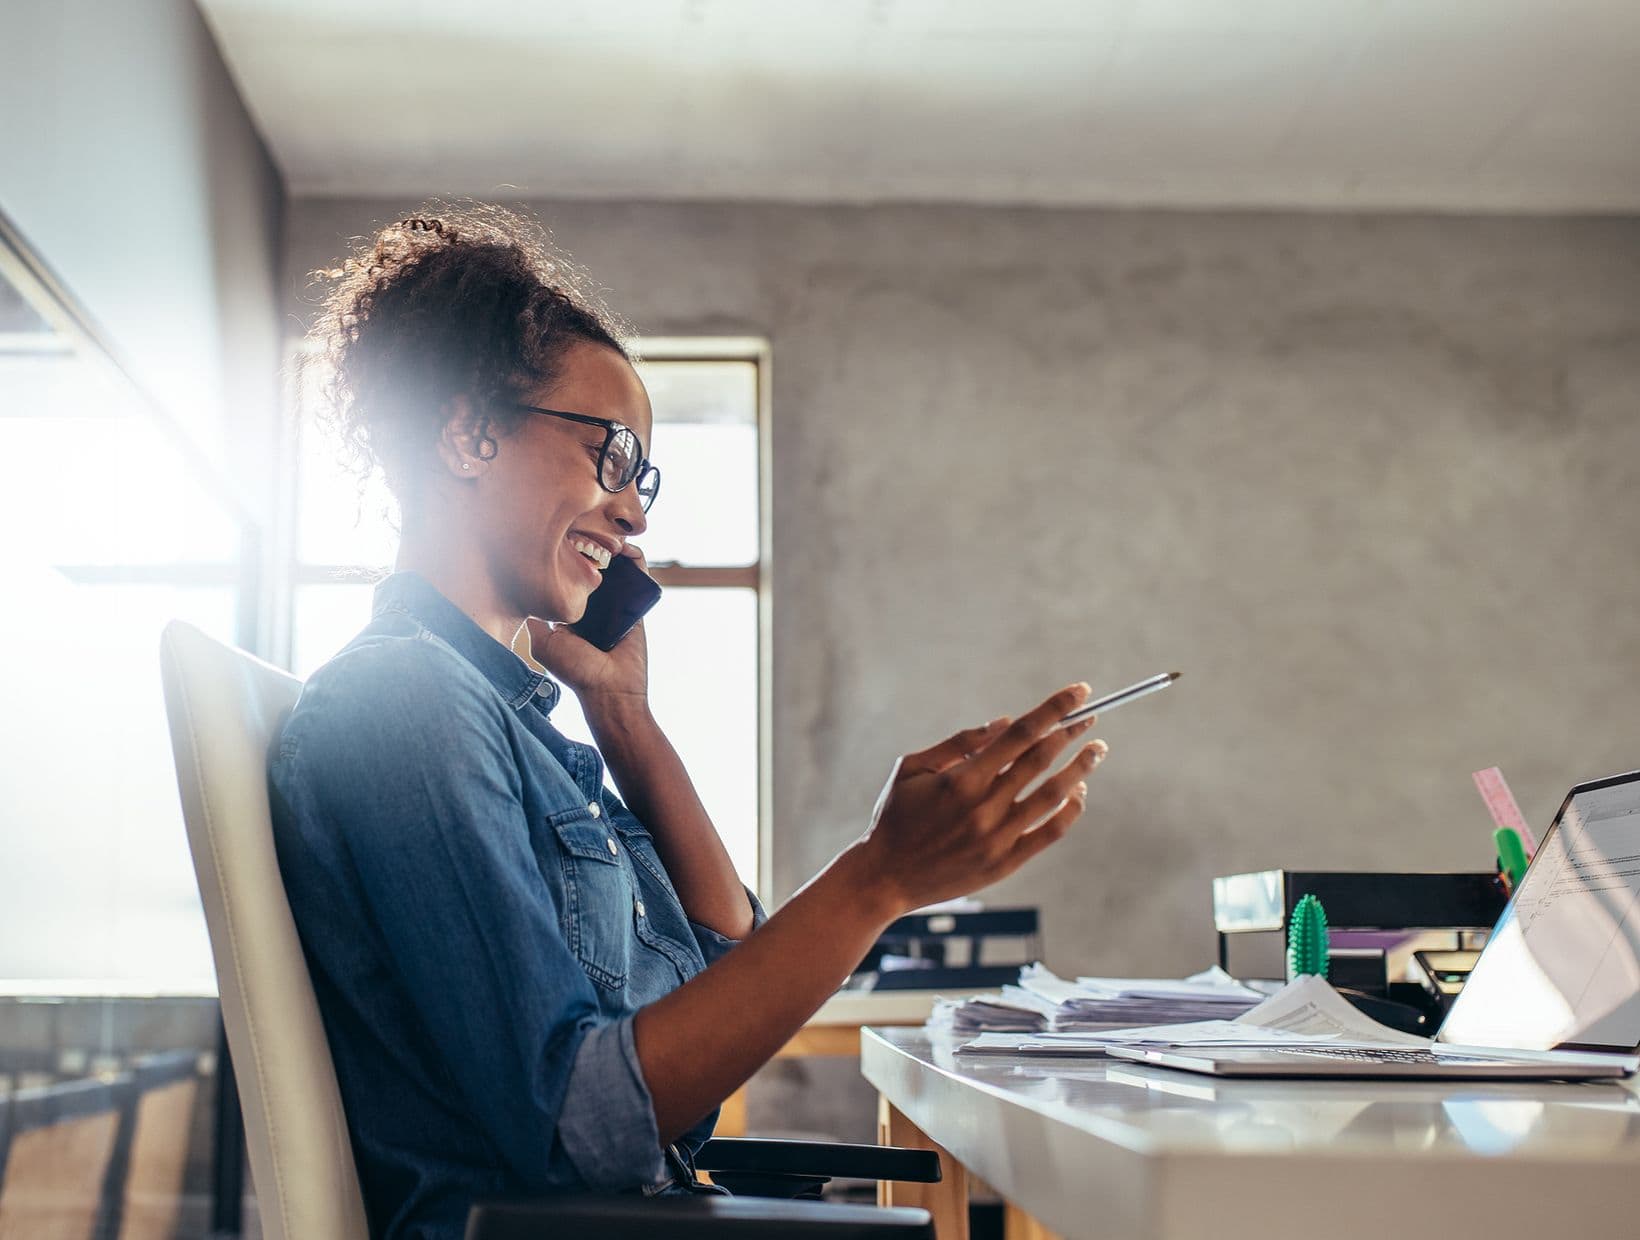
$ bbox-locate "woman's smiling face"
[469,340,652,625]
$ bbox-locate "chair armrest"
[466,1196,933,1238]
[696,1138,941,1183]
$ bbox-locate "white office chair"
[159,620,369,1240]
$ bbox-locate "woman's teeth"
[569,537,612,570]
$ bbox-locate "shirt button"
[635,900,646,917]
[588,802,602,819]
[606,837,618,856]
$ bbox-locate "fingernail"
[1076,781,1088,797]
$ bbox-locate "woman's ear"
[435,395,487,477]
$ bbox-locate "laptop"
[1109,770,1640,1080]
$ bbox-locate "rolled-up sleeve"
[558,1017,664,1189]
[280,642,664,1193]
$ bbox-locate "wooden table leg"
[1004,1201,1064,1240]
[716,1085,748,1137]
[877,1095,969,1240]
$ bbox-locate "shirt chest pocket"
[547,807,635,991]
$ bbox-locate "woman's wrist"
[822,840,911,931]
[579,692,656,741]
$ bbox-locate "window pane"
[292,581,378,678]
[0,260,246,989]
[550,588,759,890]
[635,359,759,567]
[637,422,759,566]
[0,359,239,565]
[0,576,233,987]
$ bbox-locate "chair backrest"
[159,620,368,1240]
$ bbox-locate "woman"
[269,205,1106,1240]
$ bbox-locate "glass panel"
[0,249,245,992]
[637,421,759,566]
[550,588,759,890]
[0,362,238,566]
[0,578,232,987]
[637,359,757,426]
[291,581,379,679]
[635,359,759,567]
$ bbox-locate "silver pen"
[1058,671,1180,729]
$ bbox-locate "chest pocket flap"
[547,807,633,990]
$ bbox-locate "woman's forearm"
[631,843,898,1142]
[583,698,755,939]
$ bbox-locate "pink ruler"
[1472,766,1538,855]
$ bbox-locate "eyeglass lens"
[636,467,660,511]
[602,427,640,490]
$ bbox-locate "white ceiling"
[199,0,1640,212]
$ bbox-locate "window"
[280,338,771,896]
[0,213,254,990]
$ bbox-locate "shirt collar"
[371,571,561,713]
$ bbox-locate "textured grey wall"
[287,200,1640,977]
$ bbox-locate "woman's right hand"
[854,684,1108,917]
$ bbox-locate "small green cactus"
[1287,894,1330,979]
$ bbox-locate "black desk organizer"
[1212,870,1506,1031]
[854,908,1042,991]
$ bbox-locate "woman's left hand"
[526,545,651,709]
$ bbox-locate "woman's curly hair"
[304,202,630,502]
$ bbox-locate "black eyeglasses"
[513,404,661,512]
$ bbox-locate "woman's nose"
[610,485,647,536]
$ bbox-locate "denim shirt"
[268,572,764,1240]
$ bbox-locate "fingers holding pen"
[964,683,1091,781]
[991,713,1100,801]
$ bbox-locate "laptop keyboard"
[1273,1047,1505,1065]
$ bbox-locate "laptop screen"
[1439,771,1640,1053]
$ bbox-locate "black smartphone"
[569,553,662,651]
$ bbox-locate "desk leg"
[877,1096,969,1240]
[717,1085,748,1137]
[1004,1202,1064,1240]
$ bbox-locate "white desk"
[863,1027,1640,1240]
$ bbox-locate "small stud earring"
[461,462,472,471]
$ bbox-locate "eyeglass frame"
[511,402,661,511]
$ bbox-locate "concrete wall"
[1,0,284,517]
[286,200,1640,977]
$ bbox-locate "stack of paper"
[926,963,1263,1036]
[1018,964,1263,1030]
[956,974,1428,1057]
[928,991,1050,1036]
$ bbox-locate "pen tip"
[1168,671,1182,680]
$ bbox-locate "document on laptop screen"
[1440,779,1640,1052]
